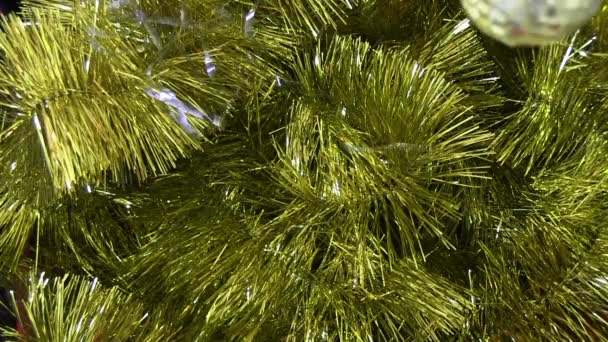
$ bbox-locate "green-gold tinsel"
[0,0,607,340]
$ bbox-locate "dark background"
[0,0,20,14]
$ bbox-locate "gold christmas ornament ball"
[460,0,602,46]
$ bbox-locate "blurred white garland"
[460,0,602,46]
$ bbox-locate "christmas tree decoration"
[0,272,173,341]
[1,0,608,340]
[461,0,602,46]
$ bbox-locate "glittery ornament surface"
[461,0,602,46]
